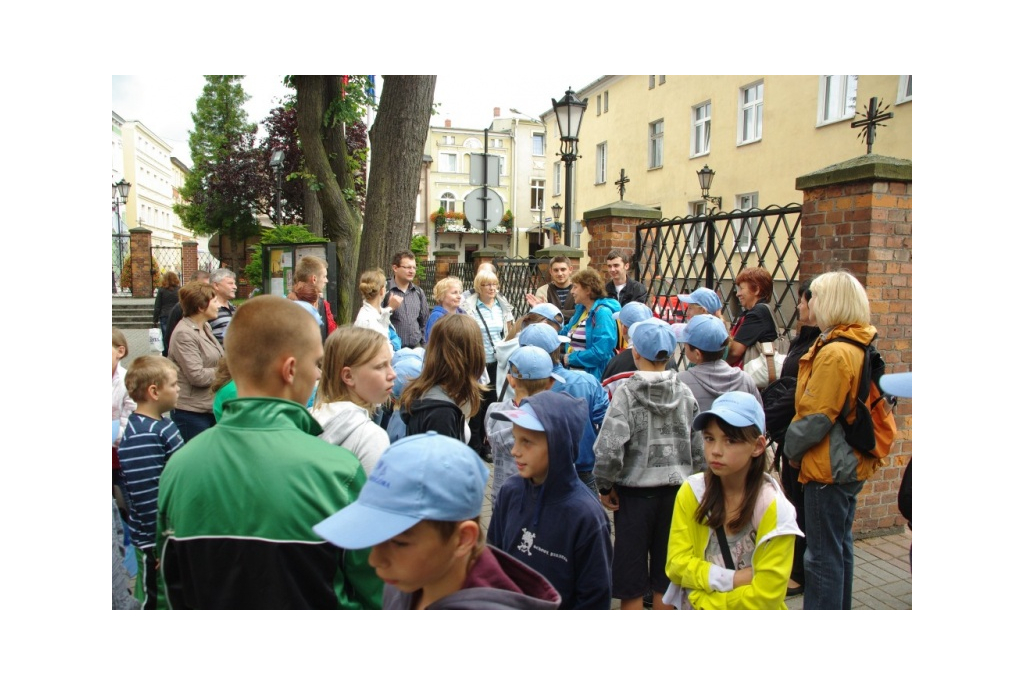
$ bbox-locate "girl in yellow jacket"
[664,392,803,609]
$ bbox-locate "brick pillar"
[181,241,198,283]
[582,200,661,278]
[433,249,459,279]
[796,154,912,535]
[129,228,154,298]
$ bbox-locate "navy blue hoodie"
[486,391,613,609]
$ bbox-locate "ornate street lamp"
[552,88,588,246]
[694,165,720,288]
[551,202,562,243]
[112,178,131,293]
[696,164,721,212]
[269,149,285,225]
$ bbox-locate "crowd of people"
[111,250,904,611]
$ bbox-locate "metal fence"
[152,246,182,285]
[634,203,803,337]
[417,258,545,317]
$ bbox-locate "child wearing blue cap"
[665,391,802,610]
[677,314,762,412]
[488,392,613,609]
[314,433,560,609]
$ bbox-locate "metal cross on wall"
[615,168,630,200]
[851,96,894,154]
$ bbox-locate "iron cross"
[851,96,894,154]
[615,168,630,200]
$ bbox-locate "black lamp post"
[552,88,588,246]
[269,149,285,225]
[112,178,131,293]
[695,165,721,289]
[551,202,562,243]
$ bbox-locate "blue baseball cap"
[313,432,489,550]
[391,348,424,399]
[880,372,911,398]
[681,314,729,352]
[693,391,766,434]
[519,323,568,353]
[680,287,722,314]
[508,345,565,383]
[614,301,654,331]
[490,401,545,432]
[529,302,565,327]
[628,318,676,362]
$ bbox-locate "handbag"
[148,327,164,354]
[744,350,786,388]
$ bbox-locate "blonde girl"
[311,326,396,473]
[399,313,486,445]
[665,391,802,610]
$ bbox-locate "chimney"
[445,119,451,128]
[494,107,501,117]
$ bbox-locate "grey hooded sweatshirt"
[677,359,763,413]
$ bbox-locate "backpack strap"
[819,334,874,422]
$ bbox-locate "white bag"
[744,350,786,389]
[148,327,164,354]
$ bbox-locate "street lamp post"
[552,88,588,247]
[112,178,131,294]
[269,149,285,225]
[695,165,722,289]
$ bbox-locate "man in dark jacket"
[604,249,647,306]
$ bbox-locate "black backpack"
[820,334,898,459]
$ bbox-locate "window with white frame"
[735,192,758,252]
[439,153,457,173]
[692,102,711,157]
[572,221,583,249]
[596,94,602,115]
[818,75,858,125]
[531,179,545,211]
[604,90,609,112]
[497,155,506,176]
[688,201,707,253]
[491,138,502,148]
[738,82,763,144]
[649,120,664,169]
[553,162,562,195]
[532,132,545,156]
[440,192,456,213]
[441,135,455,145]
[897,75,912,104]
[596,142,607,184]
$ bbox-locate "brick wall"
[797,158,912,534]
[129,228,154,298]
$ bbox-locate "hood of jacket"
[519,390,590,509]
[815,322,878,350]
[684,360,757,397]
[622,370,686,416]
[310,400,373,446]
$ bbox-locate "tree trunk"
[359,75,436,306]
[304,185,323,237]
[293,75,362,321]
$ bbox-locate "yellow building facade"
[542,75,912,266]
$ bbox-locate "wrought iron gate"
[634,203,803,336]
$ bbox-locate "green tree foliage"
[410,235,429,282]
[175,76,268,240]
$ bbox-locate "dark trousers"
[468,361,498,457]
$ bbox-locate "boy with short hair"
[119,355,184,609]
[593,319,705,610]
[485,345,564,497]
[157,295,381,609]
[488,391,614,609]
[314,433,560,609]
[677,314,762,412]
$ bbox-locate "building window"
[491,138,502,148]
[553,162,562,195]
[441,135,455,145]
[649,119,664,169]
[596,142,607,184]
[649,75,656,89]
[688,202,707,254]
[818,75,858,125]
[604,90,609,113]
[596,94,601,116]
[735,193,758,252]
[572,221,583,249]
[692,102,711,157]
[532,132,545,156]
[439,153,457,173]
[658,75,666,85]
[440,192,456,213]
[531,179,545,211]
[897,75,912,104]
[498,155,506,176]
[738,81,763,144]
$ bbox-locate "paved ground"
[115,299,912,610]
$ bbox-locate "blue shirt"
[119,413,183,548]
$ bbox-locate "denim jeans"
[802,480,864,610]
[171,409,215,443]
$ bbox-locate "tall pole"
[563,157,573,246]
[275,166,283,225]
[482,126,489,248]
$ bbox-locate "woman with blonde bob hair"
[312,326,395,473]
[783,270,880,611]
[400,313,487,446]
[354,268,400,351]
